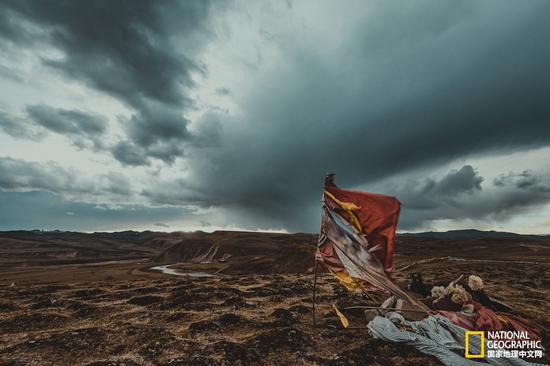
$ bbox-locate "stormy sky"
[1,0,550,234]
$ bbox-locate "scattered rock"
[30,297,60,309]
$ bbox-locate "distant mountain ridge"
[400,229,550,241]
[3,228,550,241]
[1,229,549,273]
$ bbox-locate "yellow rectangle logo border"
[465,331,485,358]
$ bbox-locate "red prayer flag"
[324,174,401,273]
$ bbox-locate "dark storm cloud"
[431,166,484,196]
[0,156,132,199]
[168,0,550,231]
[397,165,483,211]
[26,104,107,150]
[0,109,44,140]
[493,170,550,192]
[0,0,217,165]
[111,141,149,167]
[394,166,550,229]
[0,105,108,151]
[112,102,195,165]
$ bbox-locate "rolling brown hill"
[154,230,317,274]
[2,229,549,271]
[0,230,187,266]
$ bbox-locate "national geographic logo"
[465,330,544,359]
[465,331,485,358]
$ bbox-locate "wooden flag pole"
[312,260,319,327]
[314,174,330,328]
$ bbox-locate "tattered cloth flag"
[317,174,428,310]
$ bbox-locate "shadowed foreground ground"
[0,231,549,365]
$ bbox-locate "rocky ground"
[0,231,548,365]
[0,271,442,366]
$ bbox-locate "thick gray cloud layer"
[1,0,217,165]
[0,109,44,140]
[1,106,109,151]
[154,0,550,231]
[392,166,550,229]
[0,156,132,200]
[26,105,107,150]
[0,157,199,231]
[1,0,550,232]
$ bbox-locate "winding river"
[151,265,213,277]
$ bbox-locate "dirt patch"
[29,297,63,310]
[128,295,164,306]
[165,311,192,323]
[324,339,442,366]
[0,312,70,334]
[246,327,313,353]
[71,289,106,299]
[0,302,19,312]
[188,319,221,334]
[208,340,261,364]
